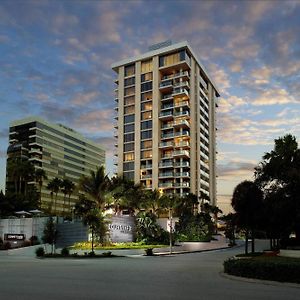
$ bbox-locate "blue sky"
[0,0,299,213]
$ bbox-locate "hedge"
[224,256,300,283]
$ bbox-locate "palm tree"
[79,166,110,210]
[61,179,75,215]
[47,177,62,214]
[35,169,47,208]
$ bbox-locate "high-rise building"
[6,116,105,213]
[112,41,220,205]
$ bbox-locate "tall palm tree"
[61,178,75,215]
[47,177,62,214]
[35,168,47,208]
[79,166,110,210]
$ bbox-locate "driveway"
[0,240,299,300]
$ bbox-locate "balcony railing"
[141,174,152,179]
[174,111,189,117]
[159,110,173,118]
[175,141,190,147]
[174,100,189,108]
[159,172,174,178]
[161,103,174,110]
[159,80,173,88]
[161,132,174,139]
[159,141,174,148]
[174,172,190,177]
[173,150,190,157]
[173,119,190,127]
[161,123,173,130]
[158,182,174,188]
[141,164,153,170]
[174,131,189,137]
[159,161,173,168]
[174,161,190,167]
[172,88,189,97]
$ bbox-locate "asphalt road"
[0,241,299,300]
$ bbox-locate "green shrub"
[145,248,154,256]
[35,247,45,257]
[30,236,40,245]
[102,251,112,257]
[61,247,70,256]
[224,257,300,283]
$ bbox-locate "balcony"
[161,93,173,102]
[159,141,174,149]
[174,182,190,188]
[173,81,190,89]
[159,172,174,178]
[174,111,189,118]
[162,71,189,81]
[172,88,189,98]
[174,161,190,168]
[141,174,152,180]
[29,148,42,155]
[159,161,173,168]
[161,122,173,130]
[174,141,190,148]
[141,163,153,170]
[174,172,190,178]
[159,80,173,92]
[159,110,173,120]
[173,119,190,128]
[158,182,174,188]
[173,150,190,158]
[174,100,189,109]
[174,130,189,138]
[161,132,174,139]
[161,153,173,159]
[161,103,174,110]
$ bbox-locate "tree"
[47,177,62,214]
[231,180,264,254]
[35,168,47,208]
[42,217,58,254]
[79,166,110,210]
[60,178,75,216]
[74,195,108,252]
[255,134,300,241]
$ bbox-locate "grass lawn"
[70,241,168,250]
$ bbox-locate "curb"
[220,272,300,289]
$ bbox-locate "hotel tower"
[112,41,220,205]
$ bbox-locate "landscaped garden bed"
[224,254,300,283]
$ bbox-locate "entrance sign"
[108,216,135,243]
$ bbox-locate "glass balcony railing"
[159,172,174,177]
[174,131,189,137]
[161,132,174,139]
[173,150,190,157]
[159,80,173,88]
[174,161,189,167]
[174,111,189,117]
[141,164,153,170]
[159,141,174,147]
[161,103,174,110]
[161,123,173,130]
[173,119,190,127]
[158,182,174,188]
[174,172,190,177]
[172,88,189,97]
[159,110,173,118]
[175,141,190,147]
[159,161,173,168]
[174,100,189,108]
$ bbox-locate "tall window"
[141,72,153,82]
[124,152,134,161]
[125,64,135,77]
[141,60,152,73]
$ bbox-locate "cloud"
[251,66,272,85]
[252,88,297,106]
[70,91,100,106]
[219,95,247,113]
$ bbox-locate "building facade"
[6,117,105,214]
[112,41,220,205]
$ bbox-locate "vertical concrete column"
[208,84,217,206]
[134,61,141,184]
[152,56,159,189]
[195,65,201,199]
[189,58,196,195]
[117,67,124,176]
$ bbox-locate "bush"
[145,248,154,256]
[22,240,31,247]
[61,247,70,256]
[30,236,40,245]
[35,247,45,257]
[102,251,112,257]
[224,256,300,283]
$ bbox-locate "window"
[124,96,135,106]
[124,114,134,124]
[124,171,134,180]
[124,77,135,86]
[125,64,135,77]
[141,102,152,111]
[141,140,152,149]
[124,143,134,152]
[124,86,135,96]
[141,130,152,140]
[141,60,152,73]
[141,150,152,159]
[159,50,186,67]
[124,105,135,115]
[141,92,152,102]
[124,123,134,133]
[141,120,152,130]
[124,133,134,142]
[141,111,152,120]
[123,162,134,171]
[141,82,152,92]
[141,72,153,82]
[124,152,134,161]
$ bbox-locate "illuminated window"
[141,150,152,159]
[141,111,152,120]
[141,72,153,82]
[124,152,134,161]
[141,92,152,102]
[124,86,135,96]
[141,140,152,149]
[141,101,152,111]
[141,60,152,73]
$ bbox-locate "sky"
[0,0,300,213]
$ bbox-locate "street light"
[169,207,173,254]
